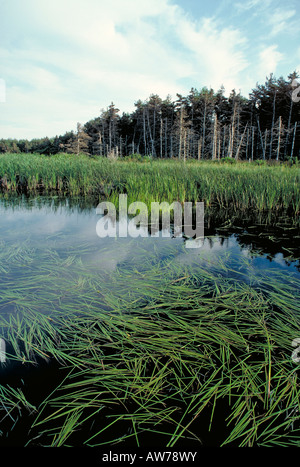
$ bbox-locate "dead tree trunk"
[276,116,282,161]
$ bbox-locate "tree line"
[1,72,299,161]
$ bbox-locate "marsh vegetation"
[0,153,299,218]
[0,188,299,447]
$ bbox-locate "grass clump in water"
[0,240,299,447]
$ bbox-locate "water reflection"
[0,196,299,276]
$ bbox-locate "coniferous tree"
[2,72,299,161]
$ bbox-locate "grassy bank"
[0,155,299,447]
[0,237,300,447]
[0,153,299,217]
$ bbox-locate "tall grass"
[0,153,299,218]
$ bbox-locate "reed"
[0,238,299,447]
[0,153,299,218]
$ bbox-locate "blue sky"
[0,0,299,139]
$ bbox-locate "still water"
[0,196,299,448]
[0,196,299,322]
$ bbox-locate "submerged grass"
[0,153,299,219]
[0,236,299,447]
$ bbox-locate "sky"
[0,0,299,140]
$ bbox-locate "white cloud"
[235,0,272,12]
[268,8,296,36]
[1,0,194,138]
[257,45,283,79]
[172,15,248,93]
[236,0,265,10]
[0,0,297,139]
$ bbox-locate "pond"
[0,196,300,447]
[0,196,299,287]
